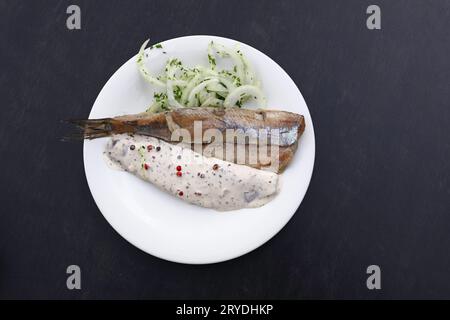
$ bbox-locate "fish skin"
[81,107,305,147]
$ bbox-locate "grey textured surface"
[1,0,450,299]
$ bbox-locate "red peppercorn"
[176,171,182,177]
[144,163,149,170]
[147,145,153,151]
[178,191,184,196]
[176,165,182,171]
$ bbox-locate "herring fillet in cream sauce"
[105,134,280,211]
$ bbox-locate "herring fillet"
[105,134,279,211]
[69,107,305,173]
[70,107,305,146]
[177,142,298,173]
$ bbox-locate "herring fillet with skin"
[69,107,305,173]
[71,107,305,145]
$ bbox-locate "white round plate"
[84,35,315,264]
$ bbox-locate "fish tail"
[64,118,116,140]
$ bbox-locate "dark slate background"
[0,0,449,299]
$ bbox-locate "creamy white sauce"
[104,134,280,211]
[102,151,124,170]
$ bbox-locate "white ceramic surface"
[83,35,315,264]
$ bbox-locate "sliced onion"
[224,85,266,108]
[137,39,266,112]
[187,79,219,107]
[210,42,245,86]
[201,96,224,107]
[165,59,186,108]
[136,40,166,88]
